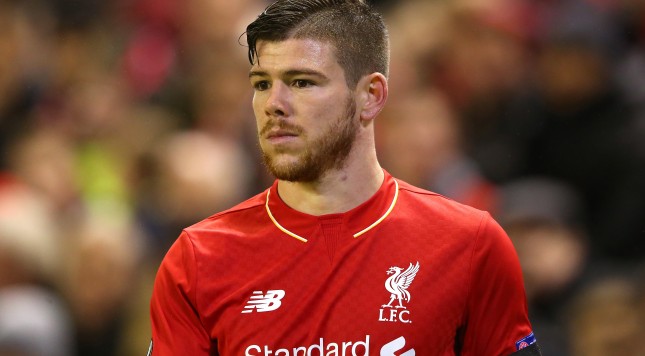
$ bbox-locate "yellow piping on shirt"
[266,190,308,243]
[353,179,399,238]
[265,179,399,242]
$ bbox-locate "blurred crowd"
[0,0,644,355]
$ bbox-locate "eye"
[252,80,270,91]
[292,79,313,88]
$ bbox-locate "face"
[250,38,359,182]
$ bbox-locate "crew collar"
[265,170,399,243]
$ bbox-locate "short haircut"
[245,0,389,88]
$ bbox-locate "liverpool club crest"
[379,262,420,323]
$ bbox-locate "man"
[149,1,541,355]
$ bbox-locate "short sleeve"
[460,213,539,356]
[150,231,212,355]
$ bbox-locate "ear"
[357,73,388,122]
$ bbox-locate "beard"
[259,96,358,182]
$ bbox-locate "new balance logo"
[242,290,286,313]
[380,336,415,356]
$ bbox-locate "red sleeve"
[150,231,212,355]
[460,213,535,356]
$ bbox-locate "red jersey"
[150,172,539,355]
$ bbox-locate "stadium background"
[0,0,644,354]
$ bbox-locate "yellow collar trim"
[265,179,399,243]
[265,189,308,243]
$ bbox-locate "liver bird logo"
[382,262,420,309]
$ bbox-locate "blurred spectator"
[0,0,54,169]
[467,0,645,262]
[0,175,74,356]
[7,127,79,208]
[378,88,498,213]
[135,130,254,256]
[565,274,642,356]
[61,212,144,356]
[179,0,265,51]
[0,176,61,292]
[0,286,73,356]
[499,178,588,355]
[385,0,452,102]
[405,0,539,183]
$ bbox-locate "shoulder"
[395,178,489,224]
[183,190,268,238]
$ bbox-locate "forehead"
[252,38,343,76]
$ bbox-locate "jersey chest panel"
[196,219,473,356]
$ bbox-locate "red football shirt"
[150,171,537,355]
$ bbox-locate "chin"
[265,159,322,182]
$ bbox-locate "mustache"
[259,120,304,136]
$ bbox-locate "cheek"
[308,95,344,119]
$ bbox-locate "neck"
[276,144,383,216]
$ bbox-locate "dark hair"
[245,0,389,88]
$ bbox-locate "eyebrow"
[249,69,328,80]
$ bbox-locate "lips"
[265,130,300,145]
[266,129,299,139]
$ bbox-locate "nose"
[264,81,290,118]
